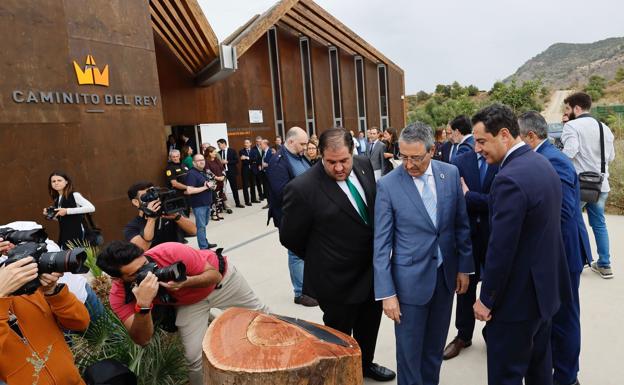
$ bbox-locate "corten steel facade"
[0,0,167,240]
[0,0,405,241]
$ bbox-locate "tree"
[615,67,624,83]
[435,84,451,98]
[466,85,479,96]
[585,75,607,101]
[489,79,543,114]
[415,91,430,102]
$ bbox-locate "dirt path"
[542,90,572,122]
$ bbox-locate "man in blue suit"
[519,111,591,385]
[443,142,499,360]
[374,122,474,385]
[472,104,572,385]
[449,115,475,160]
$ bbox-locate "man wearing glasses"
[185,154,217,250]
[374,122,473,385]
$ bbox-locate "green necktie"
[346,178,369,224]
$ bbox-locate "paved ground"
[190,199,623,385]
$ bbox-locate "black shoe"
[236,204,245,208]
[207,243,217,249]
[245,203,252,206]
[294,295,319,307]
[262,204,269,209]
[554,380,580,385]
[363,363,396,382]
[251,200,261,204]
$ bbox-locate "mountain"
[505,37,624,88]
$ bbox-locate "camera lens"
[155,262,186,282]
[38,248,89,274]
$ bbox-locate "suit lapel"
[398,166,436,230]
[318,165,366,225]
[352,159,375,217]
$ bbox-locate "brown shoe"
[443,337,471,360]
[294,295,319,307]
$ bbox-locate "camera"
[0,227,47,244]
[135,261,187,304]
[1,239,89,295]
[45,206,57,220]
[139,187,187,218]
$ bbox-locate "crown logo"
[72,55,109,86]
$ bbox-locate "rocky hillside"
[505,37,624,88]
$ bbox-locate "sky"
[198,0,624,95]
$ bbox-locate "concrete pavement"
[191,201,623,385]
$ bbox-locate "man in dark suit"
[250,136,265,200]
[217,138,244,208]
[439,124,455,163]
[519,111,592,385]
[259,139,273,209]
[450,115,475,159]
[443,145,499,360]
[472,104,572,385]
[280,128,395,382]
[239,139,259,205]
[374,122,473,385]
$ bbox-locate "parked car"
[548,122,564,149]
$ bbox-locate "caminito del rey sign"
[11,55,158,109]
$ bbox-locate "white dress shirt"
[336,170,367,213]
[561,115,615,192]
[501,141,526,168]
[412,162,436,201]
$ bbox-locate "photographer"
[124,182,196,251]
[96,241,269,385]
[185,154,217,249]
[0,240,90,384]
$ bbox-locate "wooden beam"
[223,14,260,46]
[299,0,403,74]
[159,0,208,63]
[290,4,381,63]
[152,24,195,74]
[280,16,356,57]
[181,0,220,58]
[151,1,203,70]
[231,0,300,58]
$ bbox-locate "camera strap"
[215,248,226,289]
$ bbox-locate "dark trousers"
[224,170,240,205]
[241,167,256,204]
[253,172,264,199]
[260,171,270,201]
[552,272,581,385]
[454,273,479,342]
[396,266,453,385]
[487,317,553,385]
[318,297,382,367]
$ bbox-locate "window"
[378,64,389,129]
[267,27,284,138]
[354,56,367,132]
[328,47,342,127]
[300,37,315,136]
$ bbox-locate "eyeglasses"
[399,153,429,163]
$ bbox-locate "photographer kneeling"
[96,241,269,385]
[0,239,90,384]
[124,182,197,250]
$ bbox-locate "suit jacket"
[455,135,475,157]
[440,141,453,163]
[239,148,252,173]
[373,161,474,305]
[480,144,572,322]
[367,140,386,171]
[452,151,498,268]
[266,148,310,227]
[260,147,273,173]
[219,147,239,174]
[280,156,377,304]
[249,146,263,175]
[536,140,592,272]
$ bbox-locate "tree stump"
[202,308,362,385]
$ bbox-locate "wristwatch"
[134,303,153,314]
[173,214,182,221]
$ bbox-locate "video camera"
[135,260,186,304]
[0,227,89,295]
[139,187,187,218]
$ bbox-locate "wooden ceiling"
[150,0,219,75]
[225,0,403,74]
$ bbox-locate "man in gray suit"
[367,127,386,180]
[374,122,473,385]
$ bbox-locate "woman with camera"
[43,171,95,249]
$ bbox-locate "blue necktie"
[419,174,442,267]
[478,156,488,188]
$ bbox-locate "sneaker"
[294,295,319,307]
[590,261,614,279]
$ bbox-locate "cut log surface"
[203,308,363,385]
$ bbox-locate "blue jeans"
[193,205,211,249]
[582,192,611,267]
[287,249,304,297]
[84,283,104,324]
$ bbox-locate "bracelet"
[142,235,154,242]
[174,214,182,221]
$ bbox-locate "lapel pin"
[440,173,445,179]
